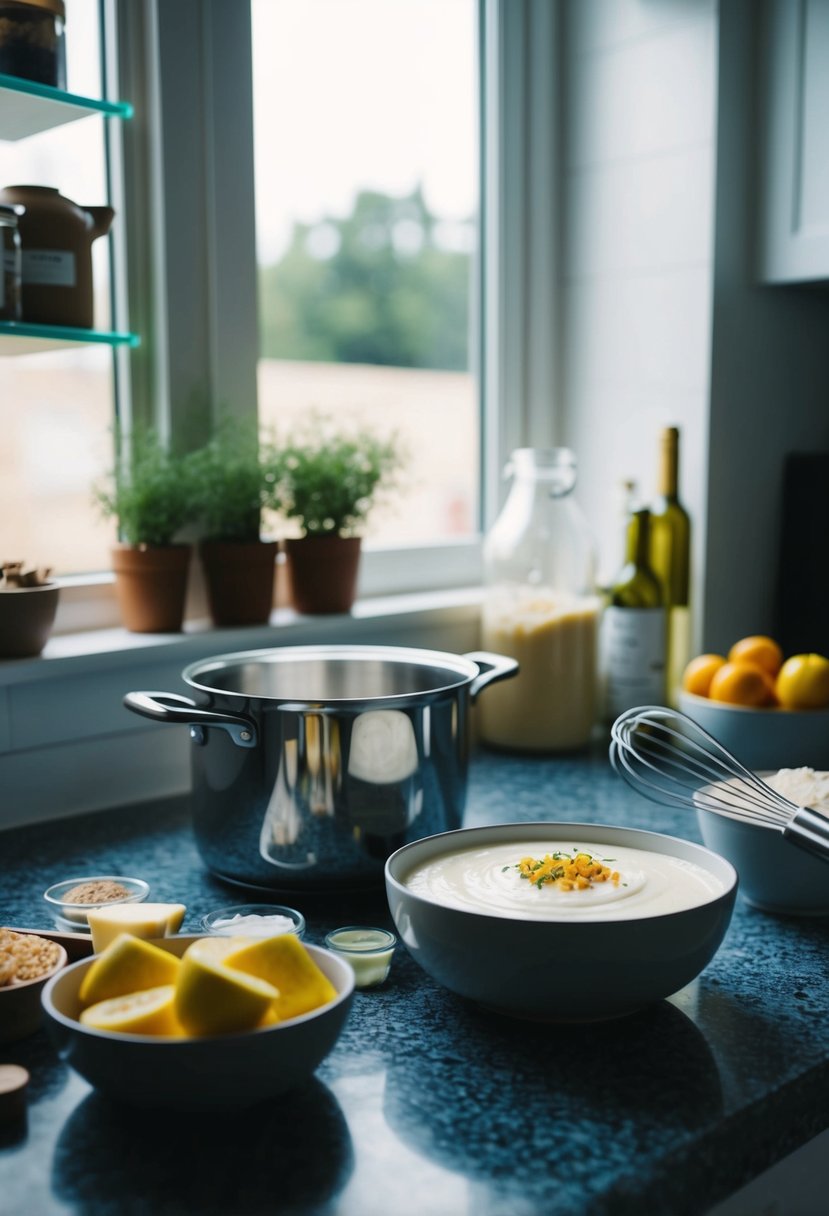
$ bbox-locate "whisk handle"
[783,808,829,866]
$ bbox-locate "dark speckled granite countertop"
[1,748,827,1216]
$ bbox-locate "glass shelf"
[0,74,132,141]
[0,321,140,355]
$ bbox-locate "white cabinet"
[757,0,829,282]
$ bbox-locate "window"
[0,0,556,623]
[0,0,121,576]
[251,0,480,550]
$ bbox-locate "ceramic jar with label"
[479,448,601,752]
[0,186,114,327]
[0,204,22,321]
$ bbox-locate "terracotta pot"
[0,186,114,328]
[111,544,191,633]
[198,540,277,627]
[0,583,59,658]
[284,536,362,615]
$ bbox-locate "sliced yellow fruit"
[79,985,182,1036]
[79,933,180,1006]
[87,903,187,953]
[174,944,278,1036]
[225,934,337,1021]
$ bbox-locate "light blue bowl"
[678,691,829,772]
[694,781,829,916]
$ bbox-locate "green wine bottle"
[649,427,691,704]
[603,508,666,718]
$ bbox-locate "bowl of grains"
[43,876,150,932]
[0,929,68,1043]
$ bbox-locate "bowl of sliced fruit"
[42,934,354,1109]
[679,635,829,770]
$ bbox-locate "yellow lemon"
[225,935,336,1021]
[775,654,829,710]
[80,985,182,1036]
[174,943,278,1036]
[79,934,180,1006]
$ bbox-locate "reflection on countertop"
[1,746,828,1215]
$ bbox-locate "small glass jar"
[0,0,67,90]
[324,926,396,988]
[0,204,22,321]
[479,448,600,752]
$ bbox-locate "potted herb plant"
[0,561,59,658]
[188,419,282,626]
[276,420,402,614]
[94,427,195,633]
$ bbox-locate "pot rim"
[182,643,483,705]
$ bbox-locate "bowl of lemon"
[678,635,829,770]
[42,933,354,1109]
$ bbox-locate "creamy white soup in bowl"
[385,822,737,1021]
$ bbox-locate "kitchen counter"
[1,747,827,1216]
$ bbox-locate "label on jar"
[21,249,77,288]
[603,606,666,719]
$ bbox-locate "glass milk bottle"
[478,448,600,751]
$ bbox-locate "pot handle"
[463,652,519,703]
[123,691,258,748]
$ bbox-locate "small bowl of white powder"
[201,903,306,938]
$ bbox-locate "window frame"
[54,0,560,632]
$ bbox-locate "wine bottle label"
[603,606,667,718]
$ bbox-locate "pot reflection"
[257,708,434,880]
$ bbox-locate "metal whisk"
[609,706,829,865]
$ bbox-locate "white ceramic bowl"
[678,691,829,771]
[41,936,354,1109]
[385,822,737,1022]
[694,779,829,915]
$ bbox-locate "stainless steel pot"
[124,645,518,891]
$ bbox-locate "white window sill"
[0,585,484,687]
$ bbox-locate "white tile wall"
[559,0,718,618]
[567,0,716,55]
[563,148,714,279]
[565,15,717,169]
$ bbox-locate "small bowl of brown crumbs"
[43,876,150,932]
[0,929,68,1043]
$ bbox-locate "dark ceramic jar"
[0,204,22,321]
[0,0,66,89]
[0,186,114,327]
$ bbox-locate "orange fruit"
[775,653,829,710]
[727,635,783,677]
[707,661,776,707]
[681,654,727,697]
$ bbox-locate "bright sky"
[250,0,478,263]
[0,0,478,271]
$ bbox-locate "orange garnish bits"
[516,852,620,892]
